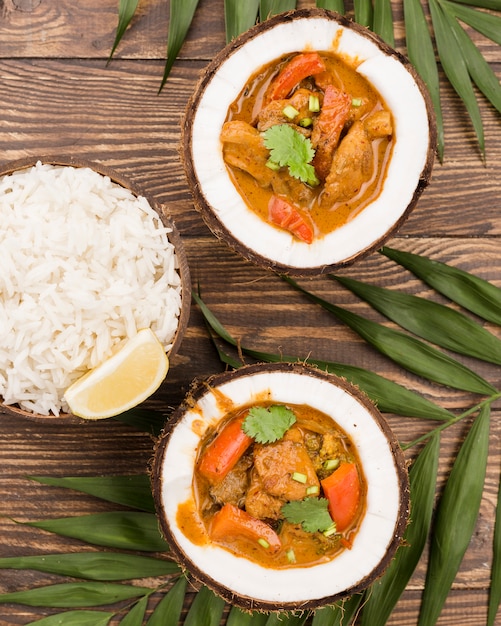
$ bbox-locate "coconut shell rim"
[0,155,191,423]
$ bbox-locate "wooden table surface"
[1,1,500,624]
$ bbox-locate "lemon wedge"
[64,328,169,419]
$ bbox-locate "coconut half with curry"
[152,362,410,611]
[182,9,436,275]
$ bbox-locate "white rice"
[0,161,183,416]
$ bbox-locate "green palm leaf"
[316,0,346,13]
[109,0,140,61]
[224,0,260,42]
[146,576,187,626]
[283,276,496,395]
[260,0,298,20]
[429,0,485,156]
[380,247,501,326]
[159,0,200,91]
[360,432,440,625]
[226,607,269,625]
[453,0,501,8]
[403,0,444,159]
[26,610,114,626]
[311,596,363,625]
[448,0,501,44]
[441,6,501,113]
[183,586,225,626]
[488,470,501,626]
[0,552,178,581]
[264,612,309,625]
[119,595,148,626]
[332,274,501,364]
[23,512,168,552]
[373,0,395,45]
[418,405,490,625]
[28,475,155,513]
[193,291,453,419]
[0,582,151,608]
[354,0,374,27]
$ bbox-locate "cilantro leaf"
[242,404,296,444]
[263,124,319,186]
[282,497,335,533]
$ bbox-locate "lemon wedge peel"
[64,328,169,420]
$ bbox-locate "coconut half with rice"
[0,156,190,421]
[182,8,436,275]
[152,362,410,611]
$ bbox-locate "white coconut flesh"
[154,364,409,609]
[185,10,434,274]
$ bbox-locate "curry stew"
[179,402,366,569]
[221,50,394,243]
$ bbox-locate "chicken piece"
[245,471,285,520]
[364,110,393,139]
[209,453,252,509]
[252,434,320,502]
[221,120,274,188]
[320,110,393,207]
[256,88,316,133]
[221,120,315,207]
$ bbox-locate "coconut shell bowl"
[182,8,436,276]
[152,362,410,612]
[0,156,190,422]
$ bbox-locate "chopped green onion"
[258,538,270,549]
[266,159,281,171]
[292,472,307,484]
[352,97,363,107]
[286,548,296,563]
[306,485,320,496]
[323,523,337,537]
[309,94,320,112]
[323,458,340,471]
[282,105,299,119]
[299,117,313,128]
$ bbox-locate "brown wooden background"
[0,0,500,624]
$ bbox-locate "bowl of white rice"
[0,156,190,421]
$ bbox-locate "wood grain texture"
[0,0,500,624]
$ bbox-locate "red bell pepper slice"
[268,52,326,101]
[321,461,361,532]
[210,503,282,553]
[197,413,253,483]
[311,84,352,181]
[268,195,314,244]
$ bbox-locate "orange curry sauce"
[177,402,366,569]
[220,50,394,242]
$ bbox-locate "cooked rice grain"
[0,162,182,416]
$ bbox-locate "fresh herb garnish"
[282,497,335,533]
[242,404,296,443]
[263,124,319,186]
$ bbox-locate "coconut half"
[152,362,409,611]
[182,9,436,275]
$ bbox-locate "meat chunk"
[245,472,285,520]
[221,120,315,207]
[319,110,393,207]
[221,120,274,188]
[209,453,252,509]
[257,88,316,133]
[252,434,320,502]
